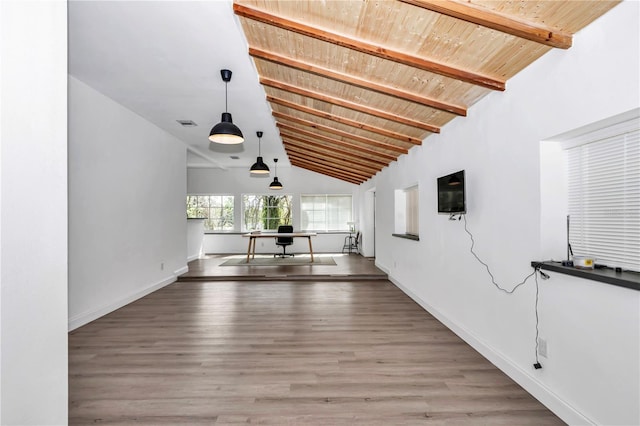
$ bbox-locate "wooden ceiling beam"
[283,141,384,172]
[289,156,370,181]
[287,153,376,179]
[278,128,398,163]
[285,146,380,175]
[276,121,409,159]
[263,77,439,133]
[252,47,466,116]
[268,96,422,145]
[274,111,417,151]
[287,152,373,179]
[289,162,367,185]
[290,160,363,184]
[399,0,572,49]
[290,159,362,181]
[234,3,505,90]
[282,137,388,168]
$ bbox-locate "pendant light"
[269,158,283,190]
[448,174,462,186]
[250,131,270,175]
[209,69,244,144]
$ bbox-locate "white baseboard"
[386,273,593,426]
[174,265,189,276]
[68,270,183,331]
[187,254,200,262]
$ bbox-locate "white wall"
[360,189,376,257]
[188,167,358,254]
[68,76,188,330]
[0,1,68,423]
[357,2,640,425]
[187,219,205,261]
[202,232,350,255]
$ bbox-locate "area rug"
[219,255,336,266]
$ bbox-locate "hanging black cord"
[224,81,228,112]
[534,272,541,366]
[462,214,537,294]
[462,214,545,368]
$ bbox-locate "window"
[242,194,292,231]
[394,185,419,239]
[301,195,352,231]
[186,195,234,231]
[566,123,639,271]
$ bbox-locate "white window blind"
[567,127,639,271]
[301,195,352,231]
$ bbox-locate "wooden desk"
[243,232,317,263]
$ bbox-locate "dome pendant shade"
[269,158,283,190]
[209,69,244,144]
[269,176,283,190]
[448,174,462,186]
[250,131,270,175]
[209,112,244,144]
[250,156,270,174]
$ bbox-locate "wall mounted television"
[437,170,466,214]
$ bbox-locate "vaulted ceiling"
[234,0,619,184]
[69,1,620,185]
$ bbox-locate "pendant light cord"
[224,81,228,113]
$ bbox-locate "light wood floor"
[69,274,563,424]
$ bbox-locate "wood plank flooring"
[69,278,563,425]
[179,253,388,281]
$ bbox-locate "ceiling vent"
[177,120,198,127]
[230,156,240,160]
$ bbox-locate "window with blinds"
[566,123,639,271]
[300,195,352,231]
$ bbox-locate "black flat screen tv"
[437,170,466,214]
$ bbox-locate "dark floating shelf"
[531,261,639,291]
[392,233,420,241]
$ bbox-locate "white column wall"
[0,1,68,423]
[68,76,188,330]
[187,219,205,261]
[357,3,639,425]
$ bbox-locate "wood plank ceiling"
[234,0,619,184]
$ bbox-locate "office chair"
[274,225,294,258]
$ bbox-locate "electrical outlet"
[538,338,548,358]
[160,262,164,271]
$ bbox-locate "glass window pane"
[196,196,209,208]
[210,196,222,208]
[187,194,234,231]
[242,195,292,231]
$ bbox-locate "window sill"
[531,261,639,291]
[392,233,420,241]
[204,231,351,235]
[205,231,244,235]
